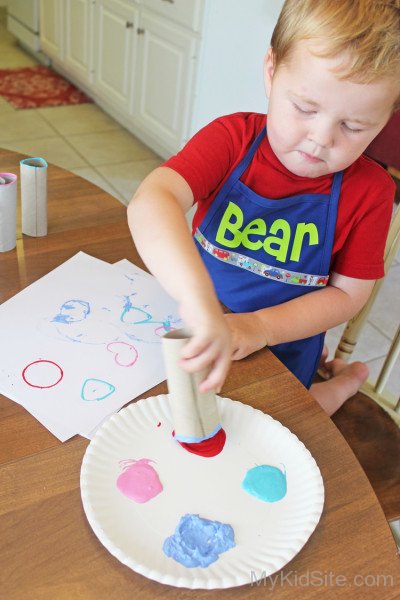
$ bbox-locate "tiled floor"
[0,13,399,396]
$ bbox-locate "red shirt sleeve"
[163,117,237,202]
[331,156,395,279]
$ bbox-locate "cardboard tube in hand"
[162,328,221,443]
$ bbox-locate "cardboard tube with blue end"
[20,157,48,237]
[162,328,221,443]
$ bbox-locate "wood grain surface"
[0,148,398,600]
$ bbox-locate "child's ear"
[264,48,275,97]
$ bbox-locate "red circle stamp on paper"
[22,359,64,389]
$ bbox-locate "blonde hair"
[271,0,400,104]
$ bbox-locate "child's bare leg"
[310,358,369,416]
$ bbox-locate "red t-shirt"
[164,112,395,279]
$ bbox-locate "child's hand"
[224,312,268,360]
[178,296,232,394]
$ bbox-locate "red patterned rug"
[0,65,93,109]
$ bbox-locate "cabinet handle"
[137,28,145,35]
[161,0,175,3]
[126,21,134,28]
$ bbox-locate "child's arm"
[225,274,375,359]
[127,166,232,392]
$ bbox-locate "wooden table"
[0,149,399,599]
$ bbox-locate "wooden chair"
[334,198,400,424]
[321,200,400,546]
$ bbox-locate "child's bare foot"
[311,358,369,416]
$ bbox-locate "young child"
[128,0,400,415]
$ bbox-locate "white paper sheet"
[0,252,182,440]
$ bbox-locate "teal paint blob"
[242,464,287,503]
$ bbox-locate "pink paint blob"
[116,458,163,503]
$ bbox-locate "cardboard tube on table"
[0,172,17,252]
[162,328,221,443]
[20,157,48,237]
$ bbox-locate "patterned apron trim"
[194,229,329,287]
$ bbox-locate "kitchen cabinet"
[7,0,41,56]
[140,0,203,32]
[39,0,284,158]
[133,10,197,153]
[93,0,137,113]
[39,0,63,61]
[40,0,92,86]
[92,0,199,154]
[64,0,93,85]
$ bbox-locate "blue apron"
[194,126,343,388]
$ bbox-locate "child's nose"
[308,121,334,148]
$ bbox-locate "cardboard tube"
[162,328,221,443]
[20,157,48,237]
[0,172,17,252]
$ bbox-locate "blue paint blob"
[53,299,90,323]
[242,464,287,502]
[163,514,235,568]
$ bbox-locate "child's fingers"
[180,335,210,361]
[179,336,231,392]
[179,339,219,373]
[197,352,231,394]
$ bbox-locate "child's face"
[264,41,398,178]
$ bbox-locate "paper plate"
[80,395,324,589]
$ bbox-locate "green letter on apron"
[241,218,267,250]
[290,223,319,262]
[216,201,244,248]
[263,218,291,262]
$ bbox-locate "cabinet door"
[94,0,137,113]
[64,0,93,85]
[39,0,63,60]
[140,0,203,32]
[134,10,197,153]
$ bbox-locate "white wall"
[190,0,284,135]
